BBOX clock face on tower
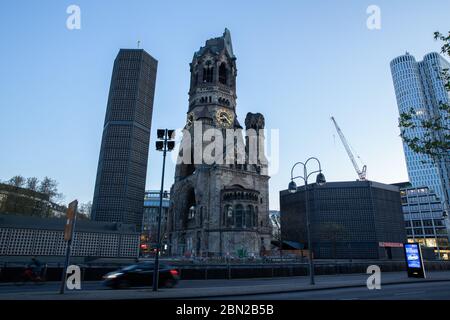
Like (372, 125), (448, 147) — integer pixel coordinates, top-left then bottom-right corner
(216, 108), (234, 128)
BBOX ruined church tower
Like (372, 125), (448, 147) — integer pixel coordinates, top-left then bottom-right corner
(168, 29), (271, 257)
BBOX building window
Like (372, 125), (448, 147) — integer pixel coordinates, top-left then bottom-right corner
(245, 205), (254, 227)
(225, 205), (233, 227)
(412, 220), (422, 227)
(219, 63), (227, 85)
(203, 67), (213, 83)
(188, 206), (195, 220)
(235, 204), (244, 228)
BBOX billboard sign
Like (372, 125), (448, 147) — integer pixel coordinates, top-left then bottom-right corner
(404, 243), (426, 278)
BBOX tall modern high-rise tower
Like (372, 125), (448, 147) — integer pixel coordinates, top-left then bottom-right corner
(92, 49), (158, 231)
(390, 52), (450, 211)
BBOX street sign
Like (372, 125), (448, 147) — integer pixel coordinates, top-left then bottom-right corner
(64, 201), (77, 241)
(404, 243), (426, 278)
(379, 242), (403, 248)
(60, 200), (78, 294)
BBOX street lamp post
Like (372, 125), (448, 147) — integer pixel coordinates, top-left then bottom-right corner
(288, 157), (326, 286)
(153, 129), (175, 292)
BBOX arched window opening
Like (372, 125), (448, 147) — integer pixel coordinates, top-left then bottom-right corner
(203, 67), (213, 83)
(188, 205), (195, 220)
(235, 204), (244, 228)
(225, 205), (233, 227)
(184, 188), (196, 227)
(219, 63), (227, 85)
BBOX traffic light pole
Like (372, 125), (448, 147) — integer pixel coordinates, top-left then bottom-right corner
(153, 130), (168, 291)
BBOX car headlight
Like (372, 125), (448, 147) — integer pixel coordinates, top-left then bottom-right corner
(106, 272), (123, 279)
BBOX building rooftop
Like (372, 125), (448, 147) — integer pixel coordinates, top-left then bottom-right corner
(0, 213), (138, 234)
(194, 28), (235, 59)
(280, 180), (400, 196)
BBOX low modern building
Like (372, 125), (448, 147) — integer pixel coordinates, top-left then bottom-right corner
(140, 190), (170, 255)
(280, 181), (407, 260)
(394, 183), (450, 260)
(0, 214), (140, 259)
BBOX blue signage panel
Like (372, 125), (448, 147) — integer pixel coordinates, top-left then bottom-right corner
(405, 244), (421, 268)
(404, 243), (426, 278)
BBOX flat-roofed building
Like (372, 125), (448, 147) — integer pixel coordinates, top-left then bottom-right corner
(280, 181), (406, 260)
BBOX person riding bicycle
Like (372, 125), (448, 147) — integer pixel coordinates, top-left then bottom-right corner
(26, 257), (43, 280)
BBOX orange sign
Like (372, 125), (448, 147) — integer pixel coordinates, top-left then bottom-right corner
(64, 200), (78, 241)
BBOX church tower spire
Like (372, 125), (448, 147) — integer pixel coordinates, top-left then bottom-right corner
(187, 28), (238, 126)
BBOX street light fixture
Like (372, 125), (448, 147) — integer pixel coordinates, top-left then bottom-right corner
(153, 129), (175, 292)
(288, 181), (297, 193)
(316, 172), (326, 186)
(288, 157), (326, 285)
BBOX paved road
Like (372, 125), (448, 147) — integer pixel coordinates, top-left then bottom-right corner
(207, 281), (450, 300)
(0, 272), (411, 294)
(2, 272), (450, 299)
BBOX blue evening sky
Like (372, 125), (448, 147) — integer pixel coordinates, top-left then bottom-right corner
(1, 0), (449, 210)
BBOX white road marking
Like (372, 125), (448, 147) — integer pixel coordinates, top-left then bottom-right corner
(394, 291), (426, 296)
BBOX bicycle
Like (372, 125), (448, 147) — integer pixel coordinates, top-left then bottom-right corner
(14, 267), (46, 286)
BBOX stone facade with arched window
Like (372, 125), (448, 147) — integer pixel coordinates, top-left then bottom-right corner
(222, 187), (259, 229)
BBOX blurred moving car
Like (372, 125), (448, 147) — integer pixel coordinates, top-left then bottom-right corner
(103, 262), (179, 289)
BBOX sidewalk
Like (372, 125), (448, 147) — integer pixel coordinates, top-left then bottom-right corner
(1, 271), (450, 300)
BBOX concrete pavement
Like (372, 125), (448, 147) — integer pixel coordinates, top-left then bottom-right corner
(211, 281), (450, 300)
(1, 271), (450, 300)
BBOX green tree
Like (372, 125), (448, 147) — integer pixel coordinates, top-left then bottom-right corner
(26, 177), (39, 191)
(78, 201), (92, 219)
(7, 175), (26, 188)
(38, 176), (63, 203)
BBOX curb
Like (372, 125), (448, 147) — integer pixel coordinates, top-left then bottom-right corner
(155, 278), (450, 300)
(2, 276), (450, 300)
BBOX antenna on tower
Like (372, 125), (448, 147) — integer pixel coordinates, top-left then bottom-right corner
(137, 40), (141, 49)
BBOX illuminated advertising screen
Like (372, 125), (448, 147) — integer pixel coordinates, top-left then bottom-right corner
(405, 244), (421, 268)
(404, 243), (425, 278)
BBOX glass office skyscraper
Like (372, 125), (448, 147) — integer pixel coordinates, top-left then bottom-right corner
(390, 52), (450, 211)
(92, 49), (158, 231)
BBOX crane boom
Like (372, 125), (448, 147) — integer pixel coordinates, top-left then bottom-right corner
(330, 116), (367, 181)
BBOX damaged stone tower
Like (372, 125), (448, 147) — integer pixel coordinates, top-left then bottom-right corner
(167, 29), (271, 257)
